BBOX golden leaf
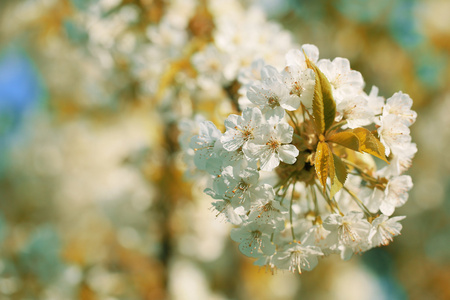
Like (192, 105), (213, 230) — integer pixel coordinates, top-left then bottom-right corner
(351, 128), (389, 163)
(314, 141), (335, 192)
(305, 56), (336, 134)
(329, 154), (347, 200)
(327, 131), (360, 152)
(328, 146), (335, 185)
(334, 154), (348, 184)
(329, 174), (342, 201)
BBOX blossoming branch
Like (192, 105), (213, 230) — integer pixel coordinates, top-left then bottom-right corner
(186, 44), (416, 273)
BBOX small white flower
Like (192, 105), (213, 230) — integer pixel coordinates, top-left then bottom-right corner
(281, 44), (319, 108)
(300, 223), (334, 255)
(383, 92), (417, 126)
(361, 173), (412, 216)
(273, 243), (323, 274)
(244, 122), (299, 171)
(189, 121), (222, 171)
(230, 222), (276, 257)
(238, 58), (266, 87)
(381, 175), (413, 216)
(212, 166), (271, 211)
(209, 196), (244, 225)
(317, 57), (365, 102)
(369, 215), (405, 246)
(191, 44), (234, 85)
(367, 85), (385, 117)
(336, 95), (373, 128)
(282, 65), (316, 108)
(285, 44), (320, 69)
(221, 107), (266, 152)
(378, 114), (411, 156)
(380, 142), (417, 176)
(247, 71), (299, 118)
(360, 187), (385, 214)
(248, 196), (287, 231)
(219, 146), (257, 174)
(178, 115), (206, 150)
(323, 212), (371, 260)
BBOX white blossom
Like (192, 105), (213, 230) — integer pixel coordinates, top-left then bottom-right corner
(189, 121), (222, 172)
(230, 222), (276, 257)
(273, 243), (323, 274)
(323, 212), (371, 260)
(369, 215), (406, 247)
(383, 92), (417, 126)
(247, 72), (300, 118)
(367, 85), (385, 117)
(300, 223), (334, 255)
(378, 114), (412, 156)
(183, 43), (416, 272)
(244, 122), (299, 171)
(381, 142), (417, 176)
(221, 107), (266, 152)
(336, 94), (373, 128)
(248, 197), (287, 231)
(317, 57), (365, 102)
(285, 44), (320, 69)
(381, 175), (413, 216)
(282, 65), (316, 108)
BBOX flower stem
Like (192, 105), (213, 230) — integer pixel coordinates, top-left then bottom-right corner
(315, 181), (343, 215)
(290, 182), (296, 241)
(287, 111), (302, 134)
(279, 177), (293, 205)
(341, 158), (377, 183)
(310, 185), (319, 215)
(343, 186), (373, 218)
(327, 120), (347, 133)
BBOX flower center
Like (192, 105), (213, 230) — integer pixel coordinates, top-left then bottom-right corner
(339, 222), (359, 244)
(266, 138), (281, 150)
(290, 81), (303, 97)
(290, 250), (309, 274)
(268, 96), (280, 108)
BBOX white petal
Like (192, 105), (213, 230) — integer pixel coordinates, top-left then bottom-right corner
(379, 201), (395, 216)
(278, 144), (299, 164)
(301, 44), (319, 63)
(224, 114), (239, 130)
(221, 130), (245, 151)
(281, 94), (301, 111)
(260, 152), (280, 171)
(261, 65), (281, 81)
(276, 123), (294, 144)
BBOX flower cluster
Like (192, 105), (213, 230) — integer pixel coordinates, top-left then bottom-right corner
(188, 44), (416, 273)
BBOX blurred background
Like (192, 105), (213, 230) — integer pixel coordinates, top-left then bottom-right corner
(0, 0), (449, 299)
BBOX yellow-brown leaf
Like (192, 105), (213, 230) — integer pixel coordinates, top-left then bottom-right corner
(329, 174), (342, 201)
(333, 154), (348, 184)
(314, 142), (335, 192)
(315, 142), (328, 191)
(329, 154), (347, 200)
(327, 131), (360, 152)
(305, 56), (336, 134)
(351, 128), (389, 163)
